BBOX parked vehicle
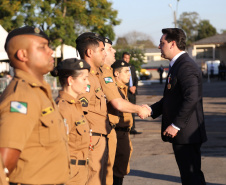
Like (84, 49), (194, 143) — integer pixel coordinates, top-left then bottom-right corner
(139, 68), (152, 80)
(202, 60), (220, 77)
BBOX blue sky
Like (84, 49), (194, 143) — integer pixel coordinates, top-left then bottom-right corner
(111, 0), (226, 45)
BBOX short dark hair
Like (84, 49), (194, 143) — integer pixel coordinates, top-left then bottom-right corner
(162, 28), (186, 51)
(76, 37), (100, 59)
(113, 67), (123, 76)
(122, 51), (130, 58)
(76, 32), (105, 59)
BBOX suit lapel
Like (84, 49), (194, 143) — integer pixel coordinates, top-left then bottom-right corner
(164, 53), (188, 94)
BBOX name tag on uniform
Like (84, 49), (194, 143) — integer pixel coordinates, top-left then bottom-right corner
(41, 106), (54, 116)
(104, 77), (113, 84)
(75, 119), (86, 126)
(10, 101), (27, 114)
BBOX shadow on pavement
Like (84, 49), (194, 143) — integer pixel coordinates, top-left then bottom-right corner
(128, 169), (180, 183)
(128, 169), (225, 185)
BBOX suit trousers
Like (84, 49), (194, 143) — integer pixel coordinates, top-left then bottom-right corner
(172, 143), (206, 185)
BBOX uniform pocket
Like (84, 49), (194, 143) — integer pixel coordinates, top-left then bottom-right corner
(94, 91), (106, 115)
(39, 111), (60, 146)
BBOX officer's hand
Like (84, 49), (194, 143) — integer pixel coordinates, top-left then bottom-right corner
(129, 86), (136, 94)
(138, 104), (151, 119)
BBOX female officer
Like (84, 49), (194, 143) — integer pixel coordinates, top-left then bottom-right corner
(51, 58), (90, 185)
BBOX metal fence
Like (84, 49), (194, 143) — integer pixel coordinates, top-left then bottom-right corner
(0, 78), (10, 93)
(0, 75), (61, 94)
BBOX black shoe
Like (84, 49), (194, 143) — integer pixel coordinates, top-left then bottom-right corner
(130, 129), (142, 135)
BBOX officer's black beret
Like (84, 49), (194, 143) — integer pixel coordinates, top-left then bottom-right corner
(104, 37), (112, 45)
(58, 58), (90, 71)
(4, 26), (49, 50)
(111, 59), (130, 69)
(76, 32), (105, 45)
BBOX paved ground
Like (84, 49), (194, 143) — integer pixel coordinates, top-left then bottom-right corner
(124, 78), (226, 185)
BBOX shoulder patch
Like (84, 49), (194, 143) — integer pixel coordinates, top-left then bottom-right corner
(86, 85), (90, 92)
(104, 77), (113, 84)
(79, 97), (89, 107)
(10, 101), (27, 114)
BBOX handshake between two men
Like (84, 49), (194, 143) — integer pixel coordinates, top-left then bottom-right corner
(137, 104), (152, 119)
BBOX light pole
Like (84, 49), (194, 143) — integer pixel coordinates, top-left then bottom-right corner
(168, 0), (180, 28)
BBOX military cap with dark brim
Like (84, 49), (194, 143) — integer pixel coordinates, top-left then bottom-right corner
(4, 26), (49, 51)
(76, 32), (105, 45)
(104, 37), (112, 45)
(58, 58), (90, 71)
(111, 59), (130, 69)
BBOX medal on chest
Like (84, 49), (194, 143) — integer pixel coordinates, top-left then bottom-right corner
(167, 74), (171, 89)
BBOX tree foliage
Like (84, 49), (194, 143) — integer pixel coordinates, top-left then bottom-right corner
(0, 0), (121, 48)
(177, 12), (199, 45)
(115, 47), (145, 72)
(122, 31), (155, 49)
(0, 0), (23, 30)
(114, 31), (152, 71)
(196, 20), (216, 40)
(177, 12), (217, 45)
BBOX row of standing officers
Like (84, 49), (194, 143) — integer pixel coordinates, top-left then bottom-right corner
(0, 26), (151, 185)
(0, 26), (207, 185)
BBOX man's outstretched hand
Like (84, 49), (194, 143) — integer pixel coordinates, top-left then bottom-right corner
(138, 104), (152, 119)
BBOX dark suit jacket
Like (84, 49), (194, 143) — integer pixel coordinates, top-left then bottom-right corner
(127, 65), (138, 104)
(151, 53), (207, 144)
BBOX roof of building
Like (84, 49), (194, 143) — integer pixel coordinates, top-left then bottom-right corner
(193, 33), (226, 45)
(144, 48), (160, 53)
(141, 60), (169, 69)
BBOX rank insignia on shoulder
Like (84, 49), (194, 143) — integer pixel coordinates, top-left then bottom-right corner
(104, 77), (113, 84)
(10, 101), (27, 114)
(75, 119), (86, 126)
(79, 97), (89, 107)
(95, 87), (102, 93)
(86, 85), (90, 92)
(41, 106), (54, 116)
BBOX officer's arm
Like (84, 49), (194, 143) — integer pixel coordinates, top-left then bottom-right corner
(0, 147), (21, 175)
(110, 98), (150, 118)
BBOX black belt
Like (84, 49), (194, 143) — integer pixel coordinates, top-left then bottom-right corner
(115, 127), (131, 132)
(10, 183), (64, 185)
(70, 159), (88, 165)
(92, 132), (108, 137)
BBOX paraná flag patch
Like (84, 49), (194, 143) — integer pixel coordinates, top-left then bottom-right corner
(86, 85), (90, 92)
(10, 101), (27, 114)
(104, 77), (113, 84)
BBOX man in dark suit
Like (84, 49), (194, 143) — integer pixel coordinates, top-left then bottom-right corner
(150, 28), (207, 185)
(122, 52), (141, 134)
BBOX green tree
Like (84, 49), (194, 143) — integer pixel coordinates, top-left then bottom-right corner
(115, 47), (145, 72)
(196, 20), (216, 40)
(177, 12), (199, 45)
(0, 0), (23, 30)
(0, 0), (120, 48)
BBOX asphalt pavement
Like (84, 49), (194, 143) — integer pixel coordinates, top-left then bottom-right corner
(124, 78), (226, 185)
